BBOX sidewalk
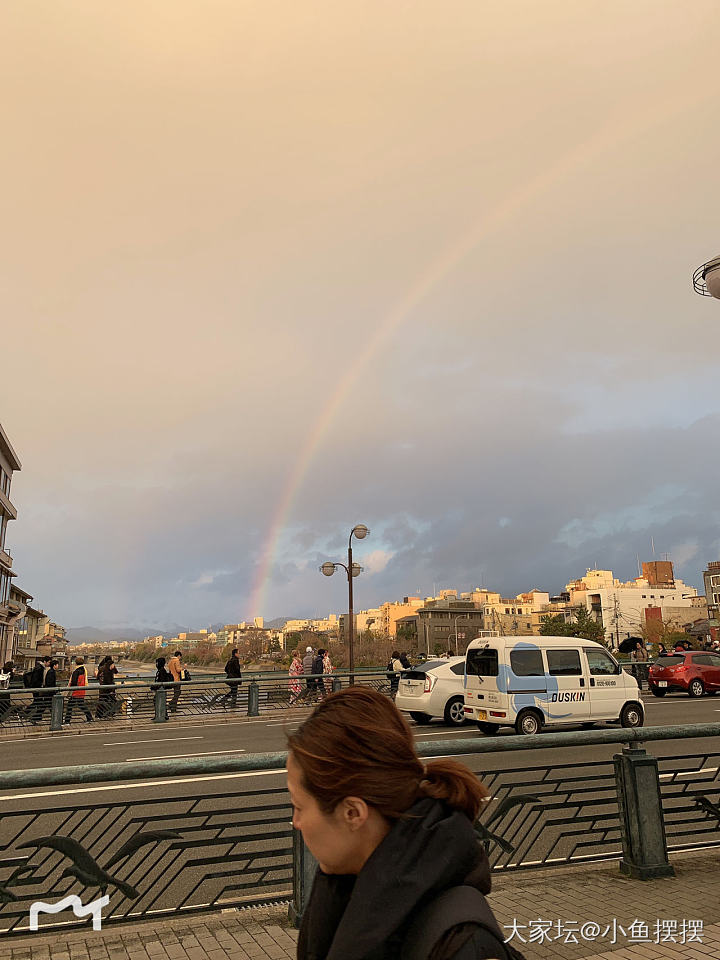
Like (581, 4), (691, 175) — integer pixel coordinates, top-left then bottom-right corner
(0, 851), (717, 960)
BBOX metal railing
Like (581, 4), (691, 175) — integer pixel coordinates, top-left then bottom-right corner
(0, 669), (395, 732)
(0, 723), (719, 935)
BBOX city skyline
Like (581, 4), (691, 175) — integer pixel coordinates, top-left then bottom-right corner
(2, 2), (720, 627)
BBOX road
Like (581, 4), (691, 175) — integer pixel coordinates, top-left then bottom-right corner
(2, 689), (719, 774)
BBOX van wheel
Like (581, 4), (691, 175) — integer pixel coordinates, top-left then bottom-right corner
(410, 712), (432, 725)
(477, 721), (500, 735)
(651, 687), (667, 697)
(688, 679), (704, 698)
(444, 697), (466, 727)
(620, 702), (644, 728)
(515, 709), (542, 736)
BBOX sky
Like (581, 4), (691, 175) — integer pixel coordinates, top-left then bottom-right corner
(2, 1), (720, 630)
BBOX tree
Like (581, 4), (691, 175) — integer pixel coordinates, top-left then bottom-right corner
(540, 607), (605, 644)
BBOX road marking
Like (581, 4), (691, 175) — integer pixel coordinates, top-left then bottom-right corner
(413, 730), (472, 737)
(105, 737), (204, 746)
(0, 768), (287, 801)
(125, 748), (247, 761)
(659, 766), (719, 780)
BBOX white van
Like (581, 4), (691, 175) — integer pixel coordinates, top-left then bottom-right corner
(463, 635), (643, 735)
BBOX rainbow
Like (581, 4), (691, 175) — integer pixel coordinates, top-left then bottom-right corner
(248, 91), (690, 618)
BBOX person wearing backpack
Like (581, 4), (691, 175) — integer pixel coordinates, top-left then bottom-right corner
(288, 688), (525, 960)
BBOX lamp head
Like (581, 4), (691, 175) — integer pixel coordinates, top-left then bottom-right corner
(352, 524), (369, 540)
(351, 563), (363, 578)
(320, 562), (336, 577)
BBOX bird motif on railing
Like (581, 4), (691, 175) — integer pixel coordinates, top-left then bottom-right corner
(474, 794), (541, 855)
(18, 829), (181, 900)
(693, 796), (720, 825)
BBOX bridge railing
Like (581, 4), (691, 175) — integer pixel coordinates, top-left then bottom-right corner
(0, 669), (396, 731)
(0, 723), (719, 935)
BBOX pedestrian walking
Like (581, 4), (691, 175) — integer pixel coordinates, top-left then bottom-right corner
(168, 650), (184, 713)
(289, 649), (303, 703)
(287, 687), (525, 960)
(26, 656), (50, 723)
(387, 650), (403, 696)
(657, 643), (668, 657)
(302, 646), (316, 698)
(31, 658), (57, 724)
(153, 656), (173, 720)
(96, 656), (120, 720)
(631, 641), (649, 690)
(399, 652), (411, 670)
(322, 648), (333, 696)
(312, 649), (326, 699)
(0, 662), (14, 722)
(222, 648), (243, 708)
(65, 656), (93, 723)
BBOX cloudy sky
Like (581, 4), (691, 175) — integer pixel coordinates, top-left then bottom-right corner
(3, 1), (720, 630)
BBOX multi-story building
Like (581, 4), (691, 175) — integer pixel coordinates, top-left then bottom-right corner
(703, 562), (720, 640)
(7, 585), (48, 670)
(0, 423), (22, 665)
(568, 563), (699, 648)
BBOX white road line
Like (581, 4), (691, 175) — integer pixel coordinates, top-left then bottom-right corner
(413, 730), (471, 737)
(0, 768), (287, 801)
(659, 766), (719, 780)
(125, 748), (247, 761)
(105, 737), (204, 746)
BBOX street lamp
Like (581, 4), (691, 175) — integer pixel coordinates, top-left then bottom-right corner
(452, 614), (470, 655)
(320, 524), (369, 683)
(692, 255), (720, 299)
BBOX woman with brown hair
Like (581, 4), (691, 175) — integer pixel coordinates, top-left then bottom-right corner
(287, 687), (523, 960)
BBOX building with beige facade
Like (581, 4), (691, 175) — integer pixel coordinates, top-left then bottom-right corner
(566, 563), (700, 648)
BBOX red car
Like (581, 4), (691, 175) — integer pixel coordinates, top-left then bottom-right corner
(648, 652), (720, 698)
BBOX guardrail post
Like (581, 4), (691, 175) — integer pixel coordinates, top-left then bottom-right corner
(332, 677), (342, 693)
(154, 688), (168, 722)
(247, 681), (259, 717)
(50, 693), (64, 731)
(613, 743), (674, 879)
(288, 826), (317, 928)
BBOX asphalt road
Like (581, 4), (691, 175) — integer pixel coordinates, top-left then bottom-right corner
(2, 688), (719, 774)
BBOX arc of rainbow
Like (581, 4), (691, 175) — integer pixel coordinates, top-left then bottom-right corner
(248, 90), (695, 618)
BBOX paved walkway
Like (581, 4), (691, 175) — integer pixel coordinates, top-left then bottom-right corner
(0, 851), (717, 959)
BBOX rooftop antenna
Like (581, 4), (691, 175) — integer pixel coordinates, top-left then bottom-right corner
(651, 537), (656, 558)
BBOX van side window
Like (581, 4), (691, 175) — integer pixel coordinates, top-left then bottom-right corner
(510, 649), (544, 676)
(466, 648), (499, 677)
(585, 648), (619, 675)
(547, 649), (582, 676)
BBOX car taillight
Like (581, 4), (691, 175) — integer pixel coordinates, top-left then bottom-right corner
(424, 675), (437, 693)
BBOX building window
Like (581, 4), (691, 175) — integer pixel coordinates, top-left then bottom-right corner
(505, 608), (510, 615)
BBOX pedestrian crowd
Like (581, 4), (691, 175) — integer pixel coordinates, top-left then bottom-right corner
(288, 645), (334, 703)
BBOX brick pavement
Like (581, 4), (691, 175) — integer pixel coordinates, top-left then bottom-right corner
(0, 851), (717, 960)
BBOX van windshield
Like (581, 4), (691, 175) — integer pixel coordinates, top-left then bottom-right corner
(466, 647), (499, 677)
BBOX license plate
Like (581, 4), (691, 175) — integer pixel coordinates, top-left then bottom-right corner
(477, 709), (487, 720)
(657, 681), (667, 687)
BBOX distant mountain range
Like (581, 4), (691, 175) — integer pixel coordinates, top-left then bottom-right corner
(67, 618), (291, 645)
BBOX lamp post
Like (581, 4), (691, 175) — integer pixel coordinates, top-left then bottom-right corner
(320, 524), (369, 683)
(452, 614), (470, 655)
(692, 256), (720, 299)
